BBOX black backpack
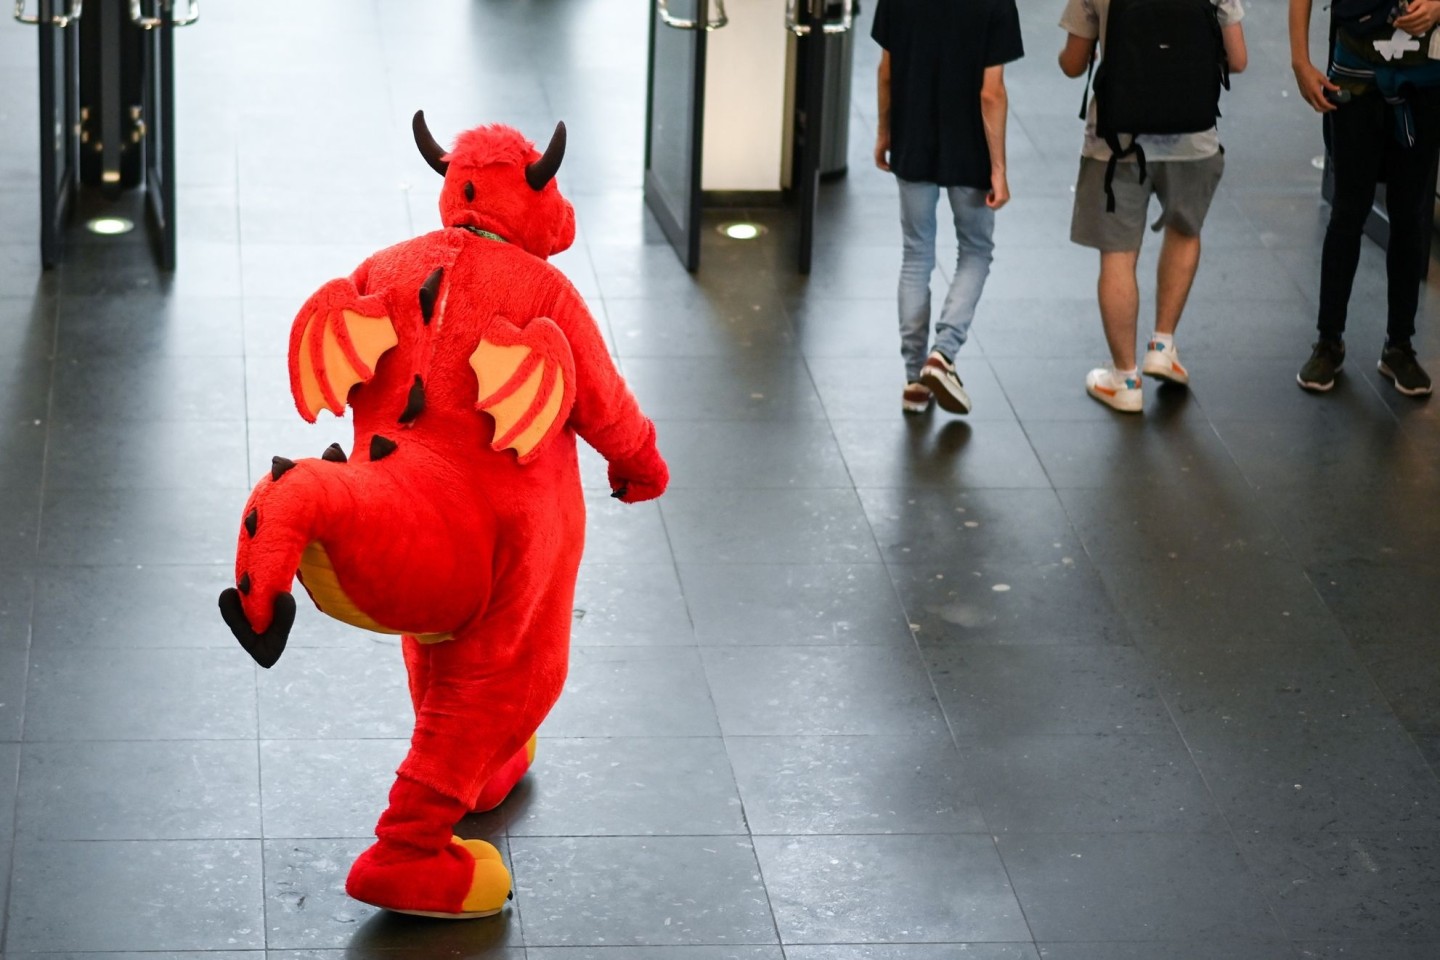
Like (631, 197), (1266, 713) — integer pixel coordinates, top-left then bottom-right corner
(1330, 0), (1402, 38)
(1084, 0), (1230, 211)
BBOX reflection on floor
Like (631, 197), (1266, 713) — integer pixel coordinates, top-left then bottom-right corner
(2, 0), (1439, 957)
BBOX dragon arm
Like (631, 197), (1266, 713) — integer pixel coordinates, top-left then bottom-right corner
(289, 272), (399, 422)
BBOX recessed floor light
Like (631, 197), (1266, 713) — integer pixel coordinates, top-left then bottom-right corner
(87, 216), (135, 235)
(718, 222), (766, 240)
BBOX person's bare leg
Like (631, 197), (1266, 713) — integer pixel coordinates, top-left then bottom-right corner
(1099, 250), (1141, 369)
(1156, 227), (1202, 335)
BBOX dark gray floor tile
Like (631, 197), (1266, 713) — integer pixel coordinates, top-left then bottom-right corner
(1354, 642), (1440, 738)
(1098, 557), (1347, 646)
(997, 833), (1282, 943)
(1036, 943), (1296, 960)
(0, 418), (45, 489)
(0, 488), (40, 569)
(0, 741), (16, 839)
(39, 485), (245, 566)
(17, 740), (260, 840)
(1288, 943), (1440, 959)
(257, 644), (411, 740)
(1238, 832), (1440, 940)
(56, 240), (242, 298)
(1195, 356), (1397, 424)
(607, 296), (797, 357)
(259, 739), (405, 839)
(0, 567), (32, 648)
(1258, 486), (1440, 566)
(1309, 563), (1440, 646)
(541, 647), (720, 738)
(969, 298), (1102, 359)
(263, 837), (523, 950)
(46, 418), (249, 489)
(657, 419), (852, 489)
(790, 297), (911, 361)
(831, 418), (1050, 489)
(621, 356), (827, 421)
(807, 357), (1018, 423)
(50, 355), (246, 424)
(0, 643), (25, 742)
(56, 295), (245, 357)
(24, 646), (257, 741)
(239, 244), (377, 302)
(581, 492), (675, 565)
(891, 558), (1130, 647)
(1023, 418), (1246, 490)
(727, 734), (985, 835)
(663, 489), (880, 565)
(507, 737), (745, 836)
(703, 646), (947, 737)
(859, 487), (1079, 566)
(679, 563), (911, 646)
(755, 834), (1029, 944)
(1213, 418), (1440, 490)
(511, 836), (777, 946)
(1148, 640), (1402, 738)
(6, 953), (264, 960)
(245, 418), (356, 487)
(959, 732), (1226, 834)
(32, 564), (235, 648)
(5, 839), (264, 951)
(528, 948), (783, 960)
(1188, 729), (1440, 834)
(572, 562), (693, 647)
(928, 644), (1173, 737)
(1057, 482), (1292, 564)
(788, 947), (1039, 960)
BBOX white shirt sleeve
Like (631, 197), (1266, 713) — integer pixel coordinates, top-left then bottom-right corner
(1059, 0), (1099, 40)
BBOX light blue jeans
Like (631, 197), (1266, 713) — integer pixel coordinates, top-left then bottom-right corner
(897, 178), (995, 382)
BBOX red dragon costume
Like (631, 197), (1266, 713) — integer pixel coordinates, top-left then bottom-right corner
(218, 113), (668, 919)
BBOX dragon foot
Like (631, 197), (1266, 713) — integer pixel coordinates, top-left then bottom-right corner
(218, 589), (296, 668)
(346, 835), (512, 919)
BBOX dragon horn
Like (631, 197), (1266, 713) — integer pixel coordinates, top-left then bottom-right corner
(525, 121), (566, 191)
(412, 110), (449, 176)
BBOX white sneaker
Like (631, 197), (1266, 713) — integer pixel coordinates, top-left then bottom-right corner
(902, 381), (933, 414)
(1141, 338), (1189, 386)
(918, 352), (972, 414)
(1086, 366), (1143, 413)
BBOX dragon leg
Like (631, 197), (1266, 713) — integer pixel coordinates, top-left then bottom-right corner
(403, 635), (538, 814)
(349, 618), (568, 918)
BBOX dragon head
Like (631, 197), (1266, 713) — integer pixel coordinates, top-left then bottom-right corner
(412, 111), (576, 259)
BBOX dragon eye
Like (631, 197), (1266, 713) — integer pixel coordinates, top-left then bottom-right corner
(464, 181), (475, 202)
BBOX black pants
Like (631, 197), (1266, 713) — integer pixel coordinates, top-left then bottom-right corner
(1319, 89), (1440, 345)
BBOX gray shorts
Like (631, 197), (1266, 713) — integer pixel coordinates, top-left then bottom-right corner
(1070, 152), (1226, 252)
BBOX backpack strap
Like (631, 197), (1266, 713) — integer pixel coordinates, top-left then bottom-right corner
(1101, 133), (1148, 214)
(1079, 51), (1096, 121)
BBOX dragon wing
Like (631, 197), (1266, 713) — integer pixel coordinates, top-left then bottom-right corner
(469, 315), (576, 464)
(288, 279), (399, 422)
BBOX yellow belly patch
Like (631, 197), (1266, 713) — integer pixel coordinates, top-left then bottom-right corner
(297, 541), (452, 643)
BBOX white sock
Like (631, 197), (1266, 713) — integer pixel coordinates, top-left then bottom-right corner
(1113, 366), (1138, 384)
(1150, 332), (1175, 349)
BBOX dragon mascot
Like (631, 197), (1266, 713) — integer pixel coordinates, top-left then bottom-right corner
(217, 113), (668, 919)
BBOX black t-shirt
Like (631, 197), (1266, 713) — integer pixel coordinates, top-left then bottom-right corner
(872, 0), (1025, 188)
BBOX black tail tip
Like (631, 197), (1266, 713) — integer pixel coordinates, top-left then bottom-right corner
(219, 588), (295, 669)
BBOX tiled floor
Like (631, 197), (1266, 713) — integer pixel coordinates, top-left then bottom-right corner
(2, 0), (1439, 957)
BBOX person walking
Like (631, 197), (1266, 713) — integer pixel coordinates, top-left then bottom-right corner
(873, 0), (1024, 416)
(1291, 0), (1440, 397)
(1059, 0), (1248, 413)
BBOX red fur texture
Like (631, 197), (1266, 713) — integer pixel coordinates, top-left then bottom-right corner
(225, 120), (667, 916)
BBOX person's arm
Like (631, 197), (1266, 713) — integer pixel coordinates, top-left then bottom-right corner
(1289, 0), (1338, 113)
(875, 50), (892, 172)
(1058, 33), (1095, 78)
(979, 65), (1010, 210)
(1395, 0), (1440, 36)
(1223, 22), (1248, 73)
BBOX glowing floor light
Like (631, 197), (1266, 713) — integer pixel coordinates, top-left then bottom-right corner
(86, 216), (135, 235)
(719, 222), (765, 240)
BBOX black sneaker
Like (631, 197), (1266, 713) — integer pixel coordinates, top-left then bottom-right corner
(1297, 339), (1345, 392)
(1378, 342), (1434, 397)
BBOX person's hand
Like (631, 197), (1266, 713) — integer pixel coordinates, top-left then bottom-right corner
(986, 170), (1010, 210)
(874, 130), (891, 172)
(1293, 59), (1339, 113)
(1396, 0), (1440, 37)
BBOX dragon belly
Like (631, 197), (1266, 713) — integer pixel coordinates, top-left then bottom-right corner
(297, 541), (453, 644)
